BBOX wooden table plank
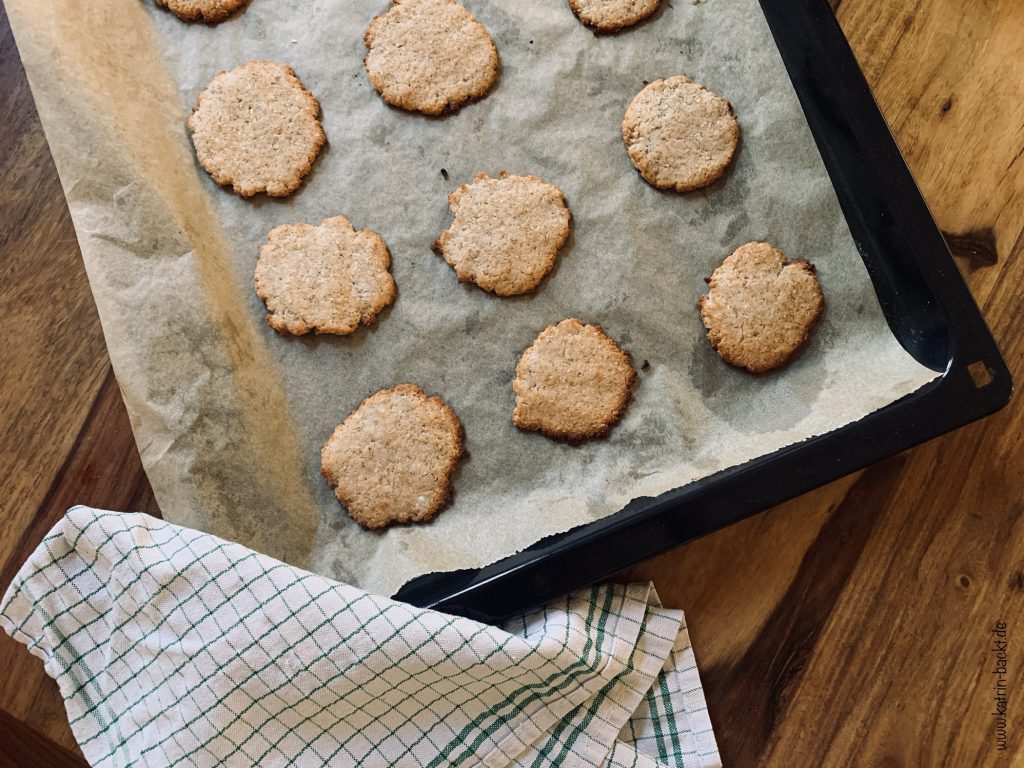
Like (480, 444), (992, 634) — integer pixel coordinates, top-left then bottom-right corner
(0, 368), (158, 752)
(0, 708), (86, 768)
(0, 2), (110, 585)
(1, 0), (1021, 765)
(835, 0), (1024, 303)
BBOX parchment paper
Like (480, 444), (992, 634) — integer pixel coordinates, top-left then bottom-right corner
(5, 0), (938, 595)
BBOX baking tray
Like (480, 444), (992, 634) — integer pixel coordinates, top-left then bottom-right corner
(393, 0), (1013, 622)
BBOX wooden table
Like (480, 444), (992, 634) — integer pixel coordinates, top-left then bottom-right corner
(1, 1), (1021, 765)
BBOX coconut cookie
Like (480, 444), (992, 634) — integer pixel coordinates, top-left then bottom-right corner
(699, 242), (824, 373)
(568, 0), (660, 32)
(188, 61), (325, 197)
(513, 318), (636, 441)
(622, 76), (739, 192)
(364, 0), (499, 116)
(254, 216), (395, 336)
(321, 385), (466, 529)
(434, 172), (571, 296)
(155, 0), (250, 23)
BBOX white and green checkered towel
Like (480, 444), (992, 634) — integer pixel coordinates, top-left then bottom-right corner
(1, 507), (720, 767)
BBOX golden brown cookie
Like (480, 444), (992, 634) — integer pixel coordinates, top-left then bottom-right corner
(364, 0), (499, 116)
(568, 0), (660, 31)
(698, 242), (824, 373)
(155, 0), (250, 23)
(434, 172), (571, 296)
(622, 76), (739, 192)
(188, 61), (325, 197)
(254, 216), (396, 336)
(321, 385), (466, 529)
(512, 318), (636, 441)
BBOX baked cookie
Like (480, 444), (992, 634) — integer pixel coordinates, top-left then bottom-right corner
(188, 61), (325, 197)
(364, 0), (499, 116)
(254, 216), (396, 336)
(321, 385), (466, 529)
(434, 172), (571, 296)
(698, 242), (824, 373)
(622, 76), (739, 192)
(513, 318), (636, 441)
(155, 0), (250, 23)
(568, 0), (660, 31)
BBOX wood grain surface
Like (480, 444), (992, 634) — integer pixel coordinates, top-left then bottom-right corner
(1, 0), (1021, 765)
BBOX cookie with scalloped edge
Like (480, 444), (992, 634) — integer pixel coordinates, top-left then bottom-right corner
(698, 241), (824, 373)
(155, 0), (250, 23)
(364, 0), (499, 116)
(188, 61), (324, 197)
(622, 75), (739, 192)
(513, 318), (636, 441)
(434, 172), (571, 296)
(568, 0), (660, 32)
(321, 385), (466, 529)
(254, 216), (395, 336)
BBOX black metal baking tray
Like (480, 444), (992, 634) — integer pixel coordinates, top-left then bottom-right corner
(393, 0), (1013, 622)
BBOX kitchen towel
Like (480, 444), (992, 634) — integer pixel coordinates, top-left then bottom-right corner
(0, 507), (719, 767)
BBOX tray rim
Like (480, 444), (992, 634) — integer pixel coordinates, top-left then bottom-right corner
(392, 0), (1013, 622)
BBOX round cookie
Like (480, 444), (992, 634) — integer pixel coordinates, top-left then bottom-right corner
(513, 318), (636, 442)
(434, 172), (571, 296)
(188, 61), (325, 197)
(698, 242), (824, 373)
(364, 0), (499, 116)
(568, 0), (660, 32)
(254, 216), (396, 336)
(622, 76), (739, 192)
(321, 385), (466, 529)
(155, 0), (250, 23)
